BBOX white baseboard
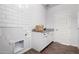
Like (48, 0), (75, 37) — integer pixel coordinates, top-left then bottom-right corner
(55, 41), (79, 48)
(16, 48), (31, 54)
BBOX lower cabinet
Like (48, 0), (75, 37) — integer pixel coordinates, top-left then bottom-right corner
(0, 28), (31, 54)
(32, 32), (53, 52)
(0, 38), (12, 54)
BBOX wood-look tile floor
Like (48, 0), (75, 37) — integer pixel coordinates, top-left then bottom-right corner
(24, 48), (40, 54)
(24, 42), (79, 54)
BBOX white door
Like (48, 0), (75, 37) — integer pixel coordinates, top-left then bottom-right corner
(53, 12), (78, 46)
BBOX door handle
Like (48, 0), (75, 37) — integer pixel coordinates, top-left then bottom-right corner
(56, 29), (58, 31)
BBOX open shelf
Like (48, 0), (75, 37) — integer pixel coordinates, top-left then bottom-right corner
(14, 40), (24, 53)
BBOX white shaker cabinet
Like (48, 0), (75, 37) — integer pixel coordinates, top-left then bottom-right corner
(46, 32), (54, 44)
(24, 31), (31, 52)
(0, 28), (31, 54)
(32, 32), (53, 52)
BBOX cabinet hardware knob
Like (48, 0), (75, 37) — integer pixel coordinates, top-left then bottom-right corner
(25, 34), (27, 36)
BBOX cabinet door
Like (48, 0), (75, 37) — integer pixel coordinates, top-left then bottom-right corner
(47, 32), (53, 43)
(24, 32), (31, 51)
(32, 32), (51, 52)
(0, 28), (12, 54)
(0, 38), (12, 54)
(32, 32), (43, 51)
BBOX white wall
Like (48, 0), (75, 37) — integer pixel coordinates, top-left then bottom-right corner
(46, 4), (79, 47)
(0, 4), (45, 28)
(0, 4), (46, 53)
